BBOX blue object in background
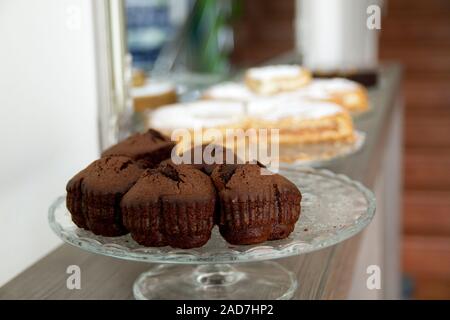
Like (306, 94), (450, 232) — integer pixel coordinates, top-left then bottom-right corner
(125, 0), (174, 71)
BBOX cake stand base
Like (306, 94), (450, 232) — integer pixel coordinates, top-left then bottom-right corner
(133, 261), (297, 300)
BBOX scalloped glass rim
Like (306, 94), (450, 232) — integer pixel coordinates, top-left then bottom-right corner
(49, 168), (376, 264)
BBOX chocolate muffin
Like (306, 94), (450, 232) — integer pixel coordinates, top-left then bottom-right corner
(211, 162), (301, 245)
(101, 129), (175, 168)
(66, 156), (144, 236)
(121, 161), (216, 249)
(177, 144), (243, 175)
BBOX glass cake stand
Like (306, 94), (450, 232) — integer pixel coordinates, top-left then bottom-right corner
(48, 167), (375, 300)
(279, 131), (366, 168)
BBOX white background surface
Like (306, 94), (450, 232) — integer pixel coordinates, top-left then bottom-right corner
(0, 0), (99, 286)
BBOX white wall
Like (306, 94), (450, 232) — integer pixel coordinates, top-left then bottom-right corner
(0, 0), (99, 286)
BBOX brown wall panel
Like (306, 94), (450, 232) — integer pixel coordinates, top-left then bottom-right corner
(404, 191), (450, 236)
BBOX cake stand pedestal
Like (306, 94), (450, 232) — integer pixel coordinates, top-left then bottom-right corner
(134, 262), (296, 300)
(49, 168), (375, 300)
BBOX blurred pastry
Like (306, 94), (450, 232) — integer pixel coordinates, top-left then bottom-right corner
(148, 100), (247, 153)
(202, 81), (255, 102)
(245, 64), (311, 95)
(149, 100), (246, 132)
(132, 68), (146, 87)
(301, 78), (369, 112)
(247, 97), (355, 144)
(132, 81), (177, 112)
